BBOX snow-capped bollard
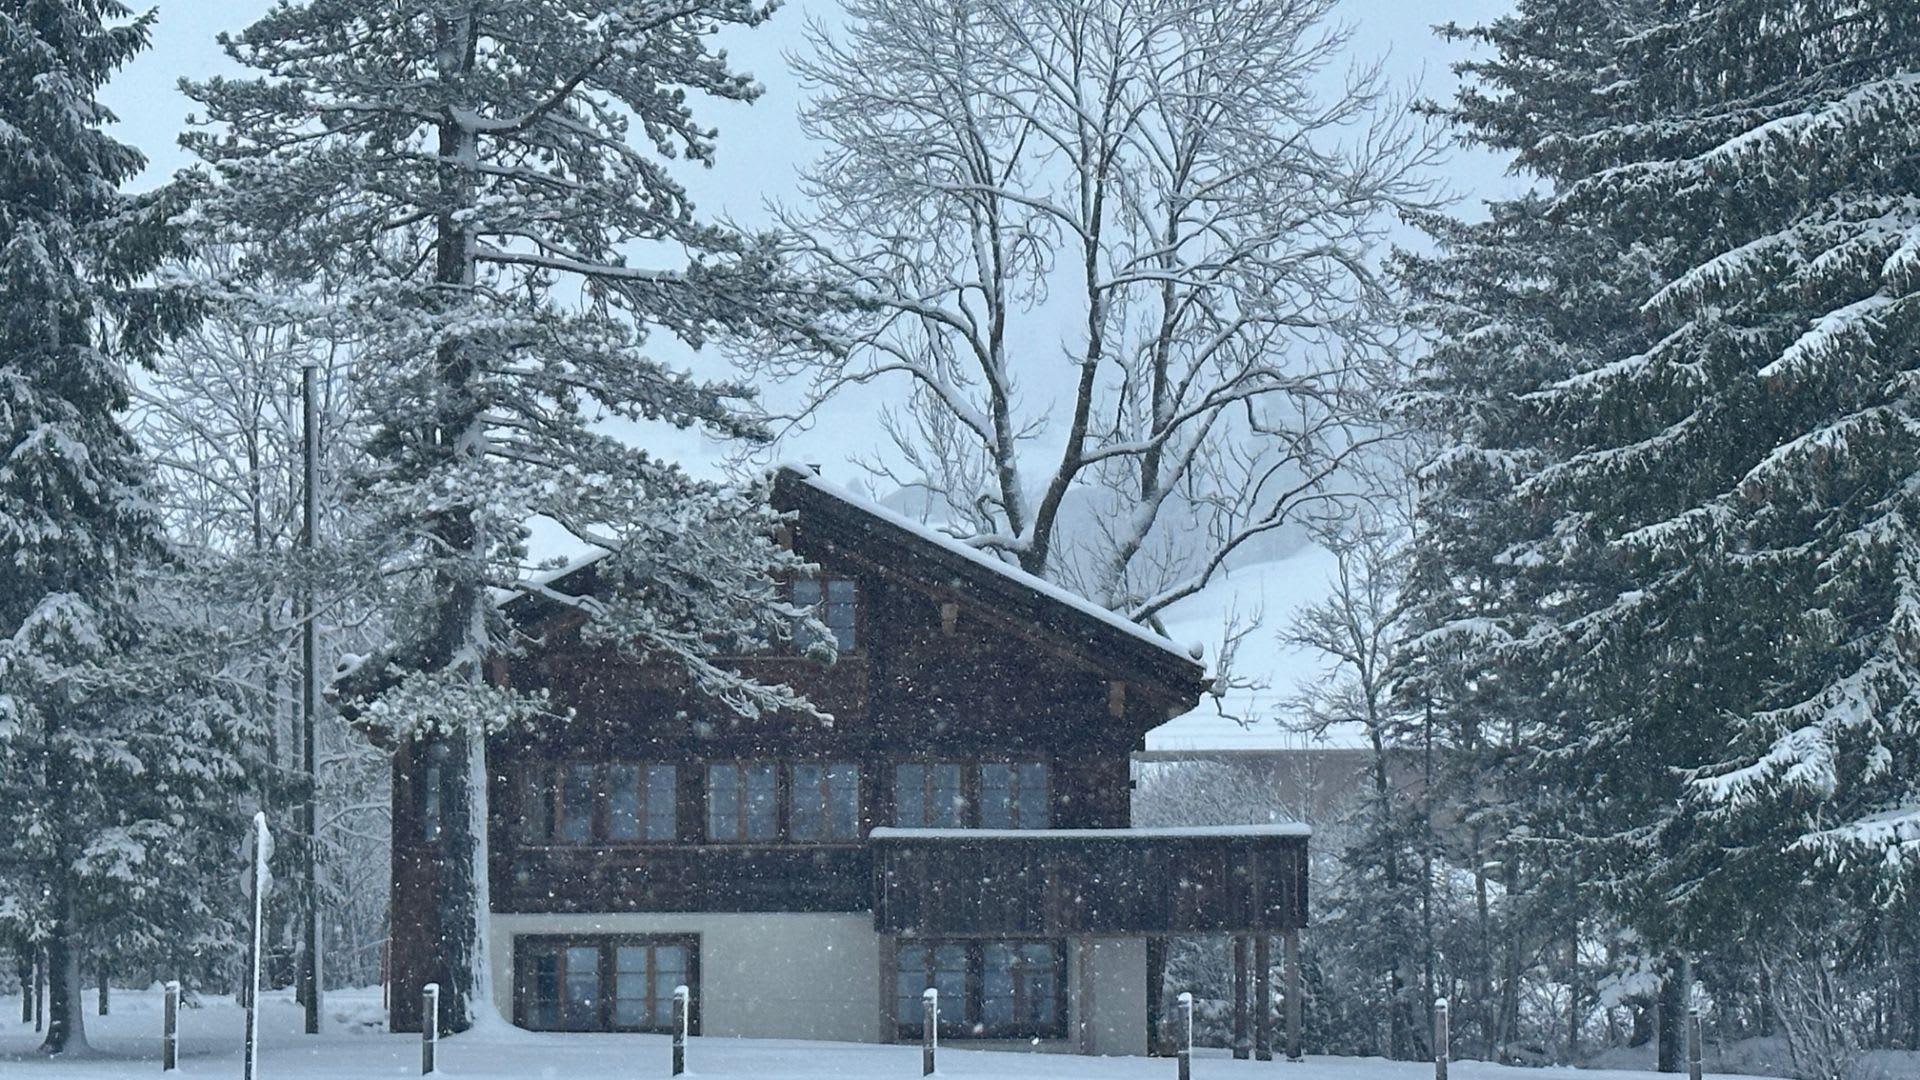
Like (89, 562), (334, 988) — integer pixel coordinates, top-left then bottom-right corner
(244, 812), (272, 1080)
(1434, 998), (1450, 1080)
(161, 981), (179, 1071)
(922, 986), (938, 1076)
(421, 983), (439, 1075)
(672, 985), (689, 1077)
(1176, 991), (1193, 1080)
(1687, 1006), (1702, 1080)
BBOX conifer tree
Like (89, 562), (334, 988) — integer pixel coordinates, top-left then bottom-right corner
(1407, 1), (1920, 1062)
(186, 0), (829, 1030)
(0, 0), (231, 1055)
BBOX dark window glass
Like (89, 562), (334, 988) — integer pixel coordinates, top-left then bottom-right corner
(557, 764), (596, 843)
(519, 768), (553, 842)
(983, 942), (1060, 1030)
(794, 576), (858, 651)
(563, 945), (600, 1030)
(707, 763), (776, 841)
(895, 939), (1064, 1039)
(894, 763), (965, 827)
(519, 936), (695, 1034)
(646, 764), (677, 841)
(527, 947), (560, 1029)
(606, 763), (677, 843)
(791, 762), (861, 842)
(981, 763), (1049, 829)
(524, 763), (675, 845)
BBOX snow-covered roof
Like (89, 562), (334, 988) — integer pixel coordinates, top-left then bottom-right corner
(869, 823), (1311, 840)
(780, 465), (1199, 667)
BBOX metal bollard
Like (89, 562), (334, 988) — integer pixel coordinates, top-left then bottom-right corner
(422, 983), (439, 1075)
(922, 987), (938, 1076)
(1688, 1005), (1702, 1080)
(1177, 991), (1193, 1080)
(672, 985), (689, 1077)
(161, 981), (179, 1072)
(1435, 998), (1450, 1080)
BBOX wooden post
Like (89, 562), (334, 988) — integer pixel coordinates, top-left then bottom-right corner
(421, 983), (439, 1075)
(161, 981), (179, 1072)
(1233, 935), (1251, 1059)
(1687, 1006), (1702, 1080)
(1284, 929), (1302, 1062)
(1435, 998), (1450, 1080)
(1147, 936), (1167, 1056)
(672, 984), (689, 1076)
(1177, 992), (1193, 1080)
(922, 987), (938, 1076)
(1255, 934), (1273, 1061)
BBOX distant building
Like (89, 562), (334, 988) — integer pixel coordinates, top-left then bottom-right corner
(384, 466), (1310, 1056)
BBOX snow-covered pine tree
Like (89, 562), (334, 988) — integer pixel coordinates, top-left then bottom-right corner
(1408, 0), (1920, 1060)
(185, 0), (829, 1031)
(1397, 2), (1695, 1056)
(0, 0), (242, 1055)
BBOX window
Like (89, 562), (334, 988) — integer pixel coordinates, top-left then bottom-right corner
(608, 763), (678, 842)
(982, 943), (1061, 1031)
(894, 762), (1049, 829)
(516, 936), (697, 1034)
(895, 763), (966, 828)
(895, 939), (1066, 1039)
(793, 575), (858, 651)
(980, 763), (1049, 829)
(706, 763), (777, 841)
(790, 762), (861, 842)
(520, 763), (677, 845)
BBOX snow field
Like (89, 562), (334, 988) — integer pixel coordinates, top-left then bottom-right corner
(1, 987), (1751, 1080)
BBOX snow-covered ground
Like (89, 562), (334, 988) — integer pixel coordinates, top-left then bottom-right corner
(1, 987), (1767, 1080)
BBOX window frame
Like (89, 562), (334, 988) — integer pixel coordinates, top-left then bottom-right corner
(512, 933), (700, 1035)
(791, 573), (860, 653)
(788, 760), (863, 843)
(893, 938), (1068, 1040)
(893, 761), (1051, 830)
(519, 761), (679, 847)
(704, 761), (780, 843)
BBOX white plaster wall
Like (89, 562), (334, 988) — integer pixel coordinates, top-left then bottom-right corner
(490, 912), (881, 1043)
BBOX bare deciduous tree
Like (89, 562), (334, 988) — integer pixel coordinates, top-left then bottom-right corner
(749, 0), (1439, 620)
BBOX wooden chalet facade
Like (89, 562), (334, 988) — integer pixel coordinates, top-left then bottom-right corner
(388, 466), (1310, 1055)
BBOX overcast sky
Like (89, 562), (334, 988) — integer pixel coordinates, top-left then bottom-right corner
(102, 0), (1526, 491)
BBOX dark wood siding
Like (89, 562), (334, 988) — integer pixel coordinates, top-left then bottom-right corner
(871, 834), (1309, 936)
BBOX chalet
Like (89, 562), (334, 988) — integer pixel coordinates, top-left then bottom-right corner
(388, 465), (1309, 1056)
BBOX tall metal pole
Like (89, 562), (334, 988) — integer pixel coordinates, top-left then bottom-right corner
(300, 360), (323, 1035)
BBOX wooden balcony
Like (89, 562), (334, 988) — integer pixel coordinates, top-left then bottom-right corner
(867, 825), (1309, 936)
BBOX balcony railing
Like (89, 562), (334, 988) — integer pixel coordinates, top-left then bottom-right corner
(868, 824), (1309, 936)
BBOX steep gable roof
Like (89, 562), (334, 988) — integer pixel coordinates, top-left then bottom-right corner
(771, 466), (1207, 695)
(497, 466), (1210, 698)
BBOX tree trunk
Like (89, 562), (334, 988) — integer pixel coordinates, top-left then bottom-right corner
(97, 960), (108, 1016)
(16, 946), (30, 1024)
(1657, 955), (1688, 1073)
(421, 6), (494, 1035)
(40, 878), (87, 1055)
